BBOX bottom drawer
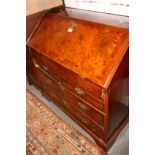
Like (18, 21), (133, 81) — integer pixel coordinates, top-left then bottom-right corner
(44, 87), (104, 139)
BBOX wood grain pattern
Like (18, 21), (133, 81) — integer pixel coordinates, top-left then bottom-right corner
(30, 48), (105, 110)
(34, 67), (105, 126)
(27, 12), (129, 152)
(34, 69), (105, 139)
(27, 13), (128, 87)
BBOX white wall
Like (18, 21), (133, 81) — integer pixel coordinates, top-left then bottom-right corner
(65, 0), (129, 16)
(26, 0), (62, 15)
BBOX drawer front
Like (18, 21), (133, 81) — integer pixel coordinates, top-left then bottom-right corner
(31, 49), (105, 111)
(34, 68), (105, 127)
(42, 85), (104, 139)
(27, 74), (42, 91)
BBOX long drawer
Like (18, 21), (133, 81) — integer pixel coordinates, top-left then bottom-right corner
(30, 49), (105, 111)
(34, 67), (105, 127)
(42, 87), (104, 139)
(45, 89), (104, 139)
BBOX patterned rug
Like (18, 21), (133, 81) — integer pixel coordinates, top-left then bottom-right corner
(26, 90), (106, 155)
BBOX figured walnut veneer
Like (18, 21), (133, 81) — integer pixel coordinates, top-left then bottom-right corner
(27, 13), (129, 153)
(28, 14), (128, 86)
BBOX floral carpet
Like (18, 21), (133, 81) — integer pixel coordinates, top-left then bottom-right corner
(26, 90), (106, 155)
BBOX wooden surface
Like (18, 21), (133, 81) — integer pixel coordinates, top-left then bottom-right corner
(107, 50), (129, 138)
(27, 12), (129, 152)
(27, 13), (129, 87)
(30, 49), (105, 110)
(34, 68), (105, 126)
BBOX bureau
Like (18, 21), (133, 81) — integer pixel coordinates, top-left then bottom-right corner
(27, 12), (129, 152)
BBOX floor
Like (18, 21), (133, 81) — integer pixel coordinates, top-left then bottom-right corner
(27, 83), (129, 155)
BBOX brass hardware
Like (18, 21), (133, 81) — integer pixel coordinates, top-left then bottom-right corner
(34, 63), (39, 68)
(33, 59), (39, 68)
(101, 89), (105, 99)
(70, 21), (78, 28)
(42, 65), (48, 71)
(77, 102), (87, 111)
(58, 82), (65, 91)
(75, 87), (85, 95)
(62, 100), (68, 105)
(79, 117), (87, 123)
(67, 21), (78, 32)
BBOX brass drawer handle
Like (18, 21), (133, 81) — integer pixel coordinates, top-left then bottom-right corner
(77, 102), (87, 111)
(71, 21), (78, 28)
(33, 59), (39, 68)
(79, 117), (87, 124)
(100, 89), (105, 99)
(58, 82), (65, 91)
(67, 21), (78, 32)
(75, 87), (85, 95)
(34, 63), (39, 68)
(62, 100), (68, 105)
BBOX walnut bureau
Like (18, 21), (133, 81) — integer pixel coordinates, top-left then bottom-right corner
(27, 13), (129, 152)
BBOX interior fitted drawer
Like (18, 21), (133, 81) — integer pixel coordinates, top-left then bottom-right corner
(31, 49), (105, 111)
(34, 68), (105, 127)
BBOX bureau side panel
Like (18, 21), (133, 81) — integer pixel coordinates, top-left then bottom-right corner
(107, 49), (129, 139)
(26, 48), (43, 91)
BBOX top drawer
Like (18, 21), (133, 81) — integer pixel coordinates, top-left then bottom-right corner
(30, 48), (105, 111)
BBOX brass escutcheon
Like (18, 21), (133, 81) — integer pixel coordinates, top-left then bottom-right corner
(75, 87), (85, 95)
(77, 102), (87, 110)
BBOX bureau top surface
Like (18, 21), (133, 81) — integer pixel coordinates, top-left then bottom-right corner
(27, 13), (129, 87)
